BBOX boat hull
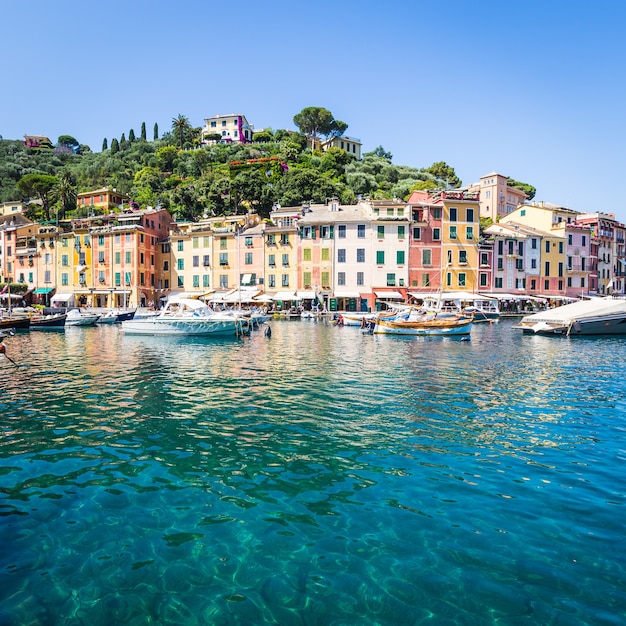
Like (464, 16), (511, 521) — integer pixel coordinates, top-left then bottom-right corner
(0, 317), (31, 331)
(31, 314), (67, 329)
(373, 317), (472, 336)
(121, 317), (240, 336)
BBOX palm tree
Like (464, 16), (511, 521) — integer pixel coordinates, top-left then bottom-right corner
(57, 171), (77, 219)
(171, 114), (191, 149)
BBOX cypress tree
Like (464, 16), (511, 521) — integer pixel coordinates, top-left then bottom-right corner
(129, 129), (136, 142)
(110, 138), (119, 154)
(102, 138), (108, 151)
(153, 122), (159, 141)
(141, 122), (146, 141)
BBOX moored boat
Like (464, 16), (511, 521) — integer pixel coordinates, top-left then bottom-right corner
(121, 298), (242, 336)
(372, 308), (472, 336)
(66, 309), (101, 327)
(513, 297), (626, 335)
(0, 316), (31, 331)
(30, 313), (67, 329)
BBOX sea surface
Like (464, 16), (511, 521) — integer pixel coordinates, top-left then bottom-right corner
(0, 318), (624, 625)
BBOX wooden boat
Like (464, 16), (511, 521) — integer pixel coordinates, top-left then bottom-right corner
(30, 313), (67, 329)
(372, 308), (472, 336)
(513, 297), (626, 335)
(0, 316), (31, 331)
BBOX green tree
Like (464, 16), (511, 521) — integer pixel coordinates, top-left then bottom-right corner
(57, 171), (77, 219)
(102, 138), (108, 151)
(171, 114), (191, 149)
(129, 129), (136, 142)
(293, 107), (348, 147)
(16, 173), (59, 220)
(57, 135), (79, 152)
(507, 178), (536, 201)
(140, 122), (146, 141)
(110, 138), (119, 154)
(424, 161), (461, 188)
(156, 145), (179, 172)
(153, 122), (159, 141)
(364, 145), (393, 161)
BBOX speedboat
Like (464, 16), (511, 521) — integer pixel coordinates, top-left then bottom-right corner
(513, 297), (626, 335)
(66, 309), (101, 326)
(121, 298), (242, 336)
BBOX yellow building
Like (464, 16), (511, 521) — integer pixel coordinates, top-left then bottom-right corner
(436, 190), (480, 292)
(266, 205), (300, 306)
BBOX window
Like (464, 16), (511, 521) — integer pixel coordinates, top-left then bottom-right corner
(413, 227), (421, 240)
(432, 208), (441, 220)
(545, 241), (550, 253)
(447, 250), (453, 265)
(281, 274), (289, 287)
(220, 237), (227, 249)
(245, 252), (252, 265)
(98, 270), (105, 283)
(516, 259), (523, 271)
(480, 273), (488, 287)
(268, 275), (275, 288)
(98, 235), (104, 246)
(62, 254), (68, 266)
(203, 275), (210, 288)
(558, 242), (564, 254)
(531, 259), (537, 269)
(203, 255), (210, 267)
(267, 234), (276, 246)
(397, 225), (405, 239)
(497, 258), (504, 270)
(446, 272), (452, 287)
(268, 254), (275, 267)
(245, 237), (252, 247)
(480, 252), (488, 266)
(422, 249), (432, 265)
(281, 233), (290, 245)
(62, 273), (69, 286)
(449, 226), (457, 240)
(531, 238), (537, 249)
(433, 228), (441, 241)
(338, 249), (346, 262)
(357, 248), (365, 262)
(422, 274), (430, 287)
(458, 273), (466, 287)
(357, 272), (364, 286)
(163, 260), (169, 271)
(466, 226), (474, 240)
(397, 250), (405, 265)
(582, 235), (586, 246)
(558, 262), (563, 277)
(303, 272), (312, 287)
(466, 208), (474, 222)
(98, 251), (105, 263)
(337, 225), (346, 238)
(459, 250), (467, 264)
(193, 275), (200, 288)
(357, 225), (365, 238)
(193, 255), (199, 267)
(449, 207), (457, 222)
(495, 277), (503, 289)
(321, 272), (330, 288)
(177, 258), (184, 271)
(320, 226), (331, 239)
(338, 272), (346, 286)
(321, 248), (330, 261)
(219, 253), (228, 266)
(508, 241), (515, 255)
(545, 261), (550, 276)
(386, 273), (396, 286)
(376, 251), (385, 264)
(177, 240), (184, 252)
(301, 226), (312, 239)
(568, 234), (573, 245)
(282, 254), (289, 267)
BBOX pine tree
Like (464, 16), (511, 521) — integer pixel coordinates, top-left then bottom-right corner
(129, 129), (136, 142)
(102, 138), (108, 151)
(140, 122), (146, 141)
(153, 122), (159, 141)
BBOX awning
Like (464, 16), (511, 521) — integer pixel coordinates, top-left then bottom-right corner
(253, 294), (275, 302)
(374, 290), (404, 299)
(273, 291), (297, 301)
(333, 291), (361, 299)
(240, 274), (254, 286)
(33, 287), (54, 294)
(76, 265), (88, 272)
(224, 289), (260, 303)
(619, 259), (626, 267)
(167, 291), (202, 301)
(51, 293), (74, 302)
(296, 291), (316, 299)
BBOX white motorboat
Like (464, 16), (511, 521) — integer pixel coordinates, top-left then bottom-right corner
(513, 297), (626, 335)
(121, 298), (242, 336)
(66, 309), (101, 327)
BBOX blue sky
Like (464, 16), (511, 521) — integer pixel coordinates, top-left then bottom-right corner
(2, 0), (625, 220)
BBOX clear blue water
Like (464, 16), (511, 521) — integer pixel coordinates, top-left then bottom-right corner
(0, 319), (624, 625)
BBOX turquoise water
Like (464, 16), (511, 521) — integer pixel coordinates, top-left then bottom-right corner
(0, 320), (624, 625)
